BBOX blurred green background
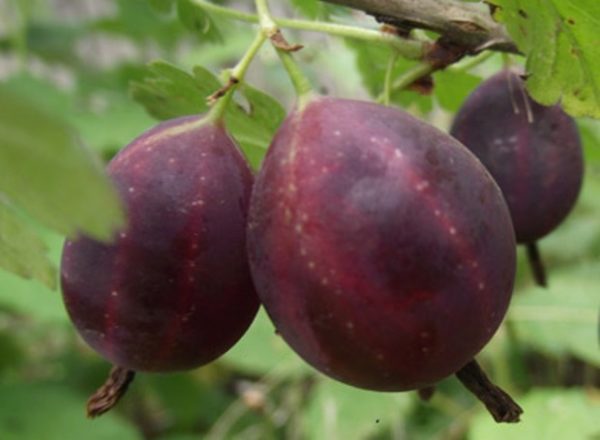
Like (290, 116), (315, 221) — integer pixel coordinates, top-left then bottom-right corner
(0, 1), (598, 439)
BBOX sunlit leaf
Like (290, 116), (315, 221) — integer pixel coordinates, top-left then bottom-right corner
(490, 0), (600, 118)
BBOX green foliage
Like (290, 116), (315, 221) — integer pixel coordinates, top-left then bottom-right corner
(222, 309), (307, 376)
(177, 0), (223, 43)
(148, 0), (177, 13)
(290, 0), (322, 19)
(94, 0), (186, 49)
(470, 389), (600, 439)
(0, 86), (125, 243)
(130, 61), (220, 119)
(131, 61), (285, 168)
(0, 232), (67, 323)
(434, 70), (481, 112)
(345, 39), (432, 113)
(224, 84), (286, 168)
(509, 263), (600, 366)
(0, 202), (56, 289)
(490, 0), (600, 118)
(306, 380), (412, 440)
(0, 383), (140, 440)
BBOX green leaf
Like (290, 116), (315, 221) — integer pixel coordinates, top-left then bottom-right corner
(0, 231), (68, 323)
(221, 309), (308, 376)
(225, 83), (286, 169)
(93, 0), (186, 50)
(0, 331), (25, 373)
(508, 263), (600, 366)
(177, 0), (222, 43)
(131, 62), (285, 168)
(0, 86), (125, 241)
(140, 373), (231, 431)
(345, 39), (432, 114)
(130, 60), (221, 120)
(434, 70), (481, 112)
(0, 383), (141, 440)
(148, 0), (176, 13)
(305, 379), (412, 440)
(490, 0), (600, 118)
(470, 389), (600, 439)
(0, 201), (56, 289)
(290, 0), (321, 19)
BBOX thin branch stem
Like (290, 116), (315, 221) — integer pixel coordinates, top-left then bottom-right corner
(382, 52), (399, 106)
(190, 0), (425, 59)
(255, 0), (277, 34)
(377, 62), (434, 102)
(206, 32), (267, 122)
(255, 0), (314, 104)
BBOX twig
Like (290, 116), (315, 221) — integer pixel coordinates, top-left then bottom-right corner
(455, 359), (523, 423)
(320, 0), (519, 53)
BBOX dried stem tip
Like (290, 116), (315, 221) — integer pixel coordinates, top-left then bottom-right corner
(417, 386), (436, 402)
(87, 366), (136, 418)
(270, 30), (304, 52)
(456, 359), (523, 423)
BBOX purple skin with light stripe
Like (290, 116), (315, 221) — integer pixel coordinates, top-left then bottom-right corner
(61, 115), (259, 372)
(450, 70), (583, 243)
(247, 97), (516, 391)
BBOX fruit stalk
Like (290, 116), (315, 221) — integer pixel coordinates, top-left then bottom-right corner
(525, 242), (547, 287)
(87, 366), (135, 418)
(207, 31), (267, 122)
(455, 360), (523, 423)
(255, 0), (314, 105)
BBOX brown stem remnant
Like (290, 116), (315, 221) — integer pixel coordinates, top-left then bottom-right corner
(320, 0), (519, 54)
(87, 366), (136, 418)
(270, 29), (304, 52)
(207, 77), (240, 105)
(456, 360), (523, 423)
(526, 242), (548, 287)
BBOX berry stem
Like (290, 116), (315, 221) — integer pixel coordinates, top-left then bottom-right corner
(190, 0), (425, 59)
(417, 386), (436, 401)
(377, 62), (434, 102)
(255, 0), (314, 106)
(206, 31), (267, 123)
(526, 242), (548, 287)
(87, 366), (136, 418)
(455, 359), (523, 423)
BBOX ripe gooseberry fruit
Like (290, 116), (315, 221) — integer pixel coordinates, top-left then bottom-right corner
(450, 70), (584, 286)
(247, 96), (522, 422)
(61, 115), (259, 415)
